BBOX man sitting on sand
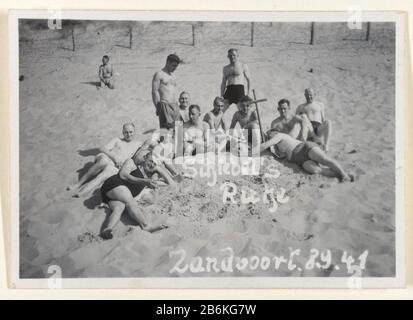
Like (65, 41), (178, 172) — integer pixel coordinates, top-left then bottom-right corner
(203, 96), (227, 131)
(258, 131), (353, 182)
(183, 105), (210, 156)
(99, 55), (115, 89)
(152, 54), (183, 130)
(229, 95), (260, 149)
(67, 123), (141, 197)
(296, 88), (332, 151)
(178, 91), (191, 123)
(266, 98), (313, 141)
(221, 48), (251, 111)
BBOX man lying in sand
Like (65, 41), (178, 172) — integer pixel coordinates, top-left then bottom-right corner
(257, 131), (353, 182)
(100, 149), (178, 240)
(203, 96), (227, 131)
(99, 55), (115, 89)
(266, 98), (313, 141)
(221, 48), (251, 111)
(229, 95), (260, 149)
(296, 88), (332, 151)
(152, 54), (183, 130)
(67, 123), (141, 197)
(183, 105), (210, 156)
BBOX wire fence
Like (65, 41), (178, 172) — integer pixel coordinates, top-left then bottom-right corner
(19, 20), (395, 54)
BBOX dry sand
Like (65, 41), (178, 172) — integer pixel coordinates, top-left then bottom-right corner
(18, 21), (395, 278)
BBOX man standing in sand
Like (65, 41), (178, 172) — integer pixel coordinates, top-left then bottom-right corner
(296, 88), (332, 151)
(152, 54), (183, 130)
(67, 123), (141, 197)
(221, 49), (251, 110)
(178, 91), (191, 123)
(266, 98), (313, 141)
(257, 131), (353, 182)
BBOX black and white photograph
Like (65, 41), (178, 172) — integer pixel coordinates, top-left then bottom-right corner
(10, 10), (405, 288)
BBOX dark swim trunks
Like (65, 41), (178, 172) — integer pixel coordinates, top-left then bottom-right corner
(157, 101), (181, 129)
(311, 121), (321, 135)
(290, 141), (320, 166)
(224, 84), (245, 104)
(100, 167), (145, 204)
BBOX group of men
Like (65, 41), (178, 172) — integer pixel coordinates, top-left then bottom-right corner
(69, 48), (352, 199)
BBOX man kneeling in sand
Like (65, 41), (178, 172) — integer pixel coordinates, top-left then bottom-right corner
(258, 132), (353, 182)
(266, 98), (313, 141)
(296, 88), (332, 151)
(67, 123), (141, 197)
(183, 105), (210, 156)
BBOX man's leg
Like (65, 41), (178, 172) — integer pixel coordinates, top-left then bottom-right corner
(100, 200), (126, 240)
(302, 160), (337, 177)
(107, 78), (115, 89)
(318, 120), (332, 152)
(308, 147), (352, 181)
(67, 154), (112, 192)
(75, 165), (118, 197)
(297, 115), (314, 141)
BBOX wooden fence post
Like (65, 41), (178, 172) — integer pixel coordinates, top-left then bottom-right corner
(129, 27), (133, 49)
(310, 22), (315, 45)
(250, 22), (254, 47)
(71, 27), (75, 51)
(365, 22), (371, 41)
(192, 24), (195, 46)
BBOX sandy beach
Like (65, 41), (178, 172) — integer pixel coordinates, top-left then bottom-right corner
(18, 20), (396, 279)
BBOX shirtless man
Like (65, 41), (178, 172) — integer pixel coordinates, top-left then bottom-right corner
(229, 95), (260, 149)
(257, 132), (353, 182)
(266, 98), (313, 141)
(203, 96), (227, 131)
(99, 55), (115, 89)
(221, 49), (251, 111)
(178, 91), (190, 123)
(296, 88), (332, 151)
(183, 105), (210, 156)
(152, 54), (183, 130)
(67, 123), (141, 197)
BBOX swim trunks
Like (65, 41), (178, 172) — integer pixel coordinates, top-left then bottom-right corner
(290, 141), (319, 165)
(156, 101), (181, 129)
(100, 167), (146, 203)
(224, 84), (245, 104)
(311, 121), (322, 135)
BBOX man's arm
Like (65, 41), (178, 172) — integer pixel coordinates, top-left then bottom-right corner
(320, 103), (326, 122)
(221, 67), (227, 96)
(119, 159), (156, 188)
(151, 72), (161, 108)
(229, 112), (239, 129)
(98, 66), (104, 81)
(243, 64), (251, 95)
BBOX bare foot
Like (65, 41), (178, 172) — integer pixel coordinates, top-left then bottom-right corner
(100, 228), (113, 240)
(66, 184), (78, 192)
(340, 174), (355, 183)
(143, 223), (168, 233)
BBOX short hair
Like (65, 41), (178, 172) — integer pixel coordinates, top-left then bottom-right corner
(189, 104), (201, 113)
(179, 91), (190, 99)
(102, 55), (110, 60)
(166, 54), (183, 64)
(239, 95), (252, 104)
(305, 88), (315, 95)
(227, 48), (238, 55)
(278, 99), (290, 107)
(213, 96), (225, 106)
(123, 122), (135, 130)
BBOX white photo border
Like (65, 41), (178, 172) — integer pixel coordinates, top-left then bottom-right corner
(8, 9), (406, 289)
